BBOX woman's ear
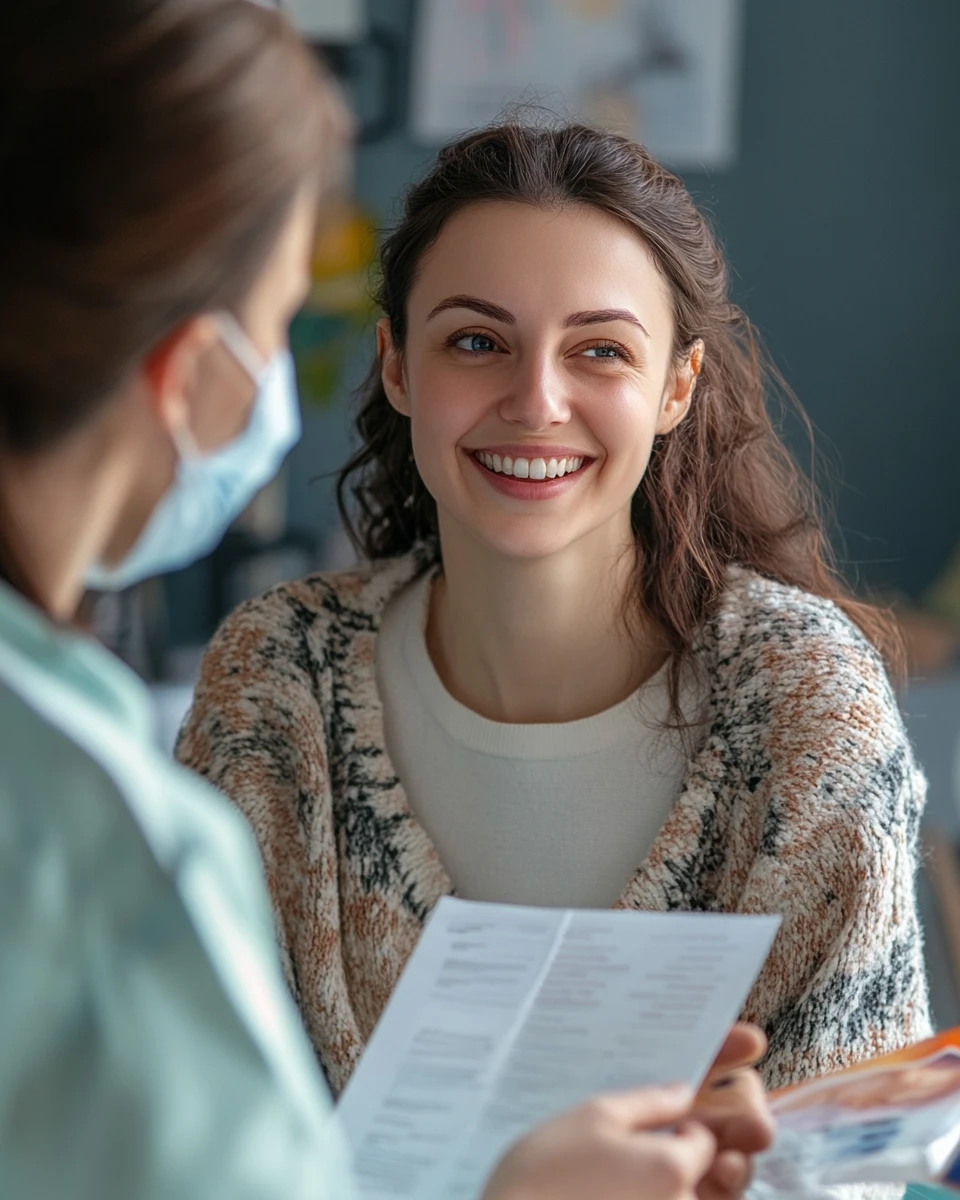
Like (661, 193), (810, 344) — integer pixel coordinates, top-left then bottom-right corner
(657, 338), (704, 435)
(377, 317), (410, 416)
(143, 315), (221, 438)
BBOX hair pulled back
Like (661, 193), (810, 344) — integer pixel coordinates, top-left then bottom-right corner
(0, 0), (343, 454)
(0, 0), (346, 602)
(338, 120), (898, 681)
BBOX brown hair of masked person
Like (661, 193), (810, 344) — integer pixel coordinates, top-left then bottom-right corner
(338, 121), (901, 716)
(0, 0), (346, 611)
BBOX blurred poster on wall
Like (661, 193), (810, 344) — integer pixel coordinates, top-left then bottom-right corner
(410, 0), (744, 169)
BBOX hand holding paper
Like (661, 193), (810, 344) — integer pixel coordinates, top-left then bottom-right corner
(338, 898), (781, 1200)
(481, 1084), (717, 1200)
(694, 1024), (775, 1200)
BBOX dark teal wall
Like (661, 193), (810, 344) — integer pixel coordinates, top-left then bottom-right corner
(693, 0), (960, 597)
(285, 0), (960, 600)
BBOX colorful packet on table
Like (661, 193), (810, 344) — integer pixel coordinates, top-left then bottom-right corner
(751, 1028), (960, 1198)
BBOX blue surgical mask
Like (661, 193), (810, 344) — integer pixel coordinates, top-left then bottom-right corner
(86, 313), (301, 591)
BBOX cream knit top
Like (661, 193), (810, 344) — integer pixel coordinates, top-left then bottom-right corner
(376, 570), (704, 907)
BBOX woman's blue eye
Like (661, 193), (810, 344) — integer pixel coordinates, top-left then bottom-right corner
(455, 333), (497, 353)
(583, 344), (622, 359)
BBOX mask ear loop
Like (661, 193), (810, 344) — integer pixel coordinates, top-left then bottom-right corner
(216, 311), (268, 383)
(170, 420), (202, 463)
(172, 313), (266, 462)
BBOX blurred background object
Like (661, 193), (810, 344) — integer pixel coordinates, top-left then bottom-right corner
(88, 0), (960, 1036)
(285, 0), (366, 42)
(410, 0), (744, 169)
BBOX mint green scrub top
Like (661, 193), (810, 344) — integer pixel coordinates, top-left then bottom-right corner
(0, 581), (355, 1200)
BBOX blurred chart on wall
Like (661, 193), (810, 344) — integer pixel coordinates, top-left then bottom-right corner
(410, 0), (744, 169)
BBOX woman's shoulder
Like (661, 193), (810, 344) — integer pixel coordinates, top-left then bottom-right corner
(208, 552), (426, 657)
(180, 553), (429, 770)
(703, 571), (922, 822)
(709, 567), (893, 701)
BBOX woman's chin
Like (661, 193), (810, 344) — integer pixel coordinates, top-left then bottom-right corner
(457, 520), (593, 564)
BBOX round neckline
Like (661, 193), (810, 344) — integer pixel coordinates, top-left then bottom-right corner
(390, 572), (674, 760)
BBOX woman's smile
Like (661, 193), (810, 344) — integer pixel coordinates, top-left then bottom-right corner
(467, 445), (591, 499)
(382, 200), (683, 562)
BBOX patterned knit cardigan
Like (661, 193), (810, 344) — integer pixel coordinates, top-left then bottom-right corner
(177, 552), (932, 1097)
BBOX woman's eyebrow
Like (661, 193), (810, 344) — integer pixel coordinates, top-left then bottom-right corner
(425, 296), (650, 339)
(564, 308), (650, 338)
(426, 295), (515, 323)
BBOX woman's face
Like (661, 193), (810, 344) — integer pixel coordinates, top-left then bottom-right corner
(380, 200), (698, 563)
(102, 187), (317, 569)
(183, 185), (318, 454)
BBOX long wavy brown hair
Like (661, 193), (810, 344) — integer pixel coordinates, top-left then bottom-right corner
(338, 120), (900, 705)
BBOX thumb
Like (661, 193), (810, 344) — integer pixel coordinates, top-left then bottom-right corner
(710, 1024), (768, 1075)
(587, 1084), (695, 1131)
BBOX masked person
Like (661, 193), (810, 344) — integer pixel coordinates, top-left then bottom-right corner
(0, 3), (768, 1199)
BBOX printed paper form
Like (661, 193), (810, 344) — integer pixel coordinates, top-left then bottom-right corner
(338, 898), (780, 1200)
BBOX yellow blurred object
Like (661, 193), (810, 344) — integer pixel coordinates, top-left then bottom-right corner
(289, 198), (379, 407)
(927, 543), (960, 630)
(307, 199), (377, 316)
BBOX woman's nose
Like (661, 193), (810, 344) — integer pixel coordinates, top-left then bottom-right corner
(497, 356), (571, 429)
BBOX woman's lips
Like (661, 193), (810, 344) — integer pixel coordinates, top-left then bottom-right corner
(467, 449), (591, 499)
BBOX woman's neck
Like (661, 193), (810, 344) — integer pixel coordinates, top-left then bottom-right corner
(0, 429), (130, 620)
(427, 522), (667, 724)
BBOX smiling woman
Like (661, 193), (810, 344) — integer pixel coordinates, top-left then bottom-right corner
(373, 199), (700, 608)
(177, 122), (932, 1100)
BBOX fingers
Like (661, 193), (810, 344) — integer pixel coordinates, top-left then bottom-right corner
(712, 1149), (751, 1192)
(650, 1119), (717, 1187)
(694, 1069), (774, 1156)
(715, 1108), (775, 1156)
(698, 1149), (753, 1200)
(482, 1096), (716, 1200)
(709, 1024), (768, 1076)
(585, 1083), (695, 1131)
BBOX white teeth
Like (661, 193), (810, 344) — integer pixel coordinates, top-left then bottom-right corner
(475, 452), (586, 478)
